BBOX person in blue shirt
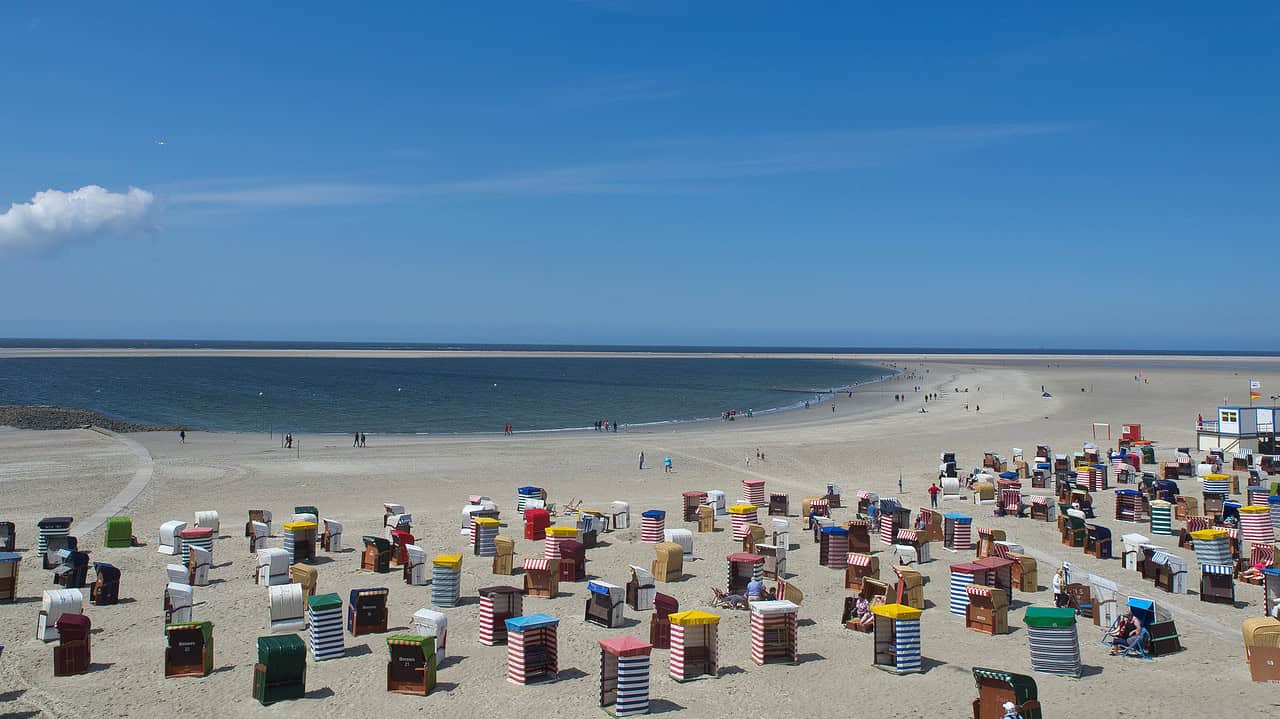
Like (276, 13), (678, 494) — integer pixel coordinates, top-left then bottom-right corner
(746, 577), (766, 601)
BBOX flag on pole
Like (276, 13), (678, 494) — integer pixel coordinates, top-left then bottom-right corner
(1251, 380), (1262, 390)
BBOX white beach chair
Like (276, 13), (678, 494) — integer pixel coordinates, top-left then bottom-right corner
(994, 541), (1024, 555)
(250, 521), (270, 551)
(158, 520), (186, 556)
(166, 564), (189, 584)
(164, 582), (193, 625)
(256, 548), (290, 586)
(664, 528), (695, 558)
(38, 588), (83, 642)
(194, 511), (220, 535)
(610, 501), (632, 530)
(941, 477), (961, 501)
(411, 608), (448, 663)
(629, 566), (657, 611)
(321, 518), (343, 552)
(771, 518), (790, 548)
(706, 490), (727, 515)
(268, 583), (307, 633)
(188, 546), (211, 586)
(892, 544), (919, 566)
(403, 544), (428, 586)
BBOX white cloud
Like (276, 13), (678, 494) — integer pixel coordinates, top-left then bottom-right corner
(0, 185), (156, 254)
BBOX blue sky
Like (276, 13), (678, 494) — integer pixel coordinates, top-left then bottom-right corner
(1, 2), (1277, 348)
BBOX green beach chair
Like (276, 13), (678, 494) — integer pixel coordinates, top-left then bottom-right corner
(1062, 516), (1086, 548)
(252, 635), (306, 705)
(972, 667), (1042, 719)
(104, 516), (133, 548)
(386, 635), (436, 695)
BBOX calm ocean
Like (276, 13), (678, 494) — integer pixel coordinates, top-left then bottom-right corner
(0, 355), (893, 434)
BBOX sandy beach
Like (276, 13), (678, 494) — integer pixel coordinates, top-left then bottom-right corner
(2, 357), (1279, 718)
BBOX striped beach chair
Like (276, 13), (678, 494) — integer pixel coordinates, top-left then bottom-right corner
(1024, 607), (1080, 677)
(306, 593), (343, 661)
(870, 603), (922, 674)
(599, 637), (652, 716)
(949, 562), (978, 616)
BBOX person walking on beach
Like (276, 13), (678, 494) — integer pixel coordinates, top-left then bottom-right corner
(360, 432), (367, 447)
(639, 451), (645, 470)
(179, 430), (185, 444)
(664, 456), (673, 474)
(928, 482), (941, 508)
(353, 431), (359, 447)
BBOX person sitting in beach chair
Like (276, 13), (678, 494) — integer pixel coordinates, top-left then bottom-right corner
(710, 586), (747, 610)
(848, 595), (874, 631)
(1105, 611), (1145, 657)
(1071, 498), (1095, 520)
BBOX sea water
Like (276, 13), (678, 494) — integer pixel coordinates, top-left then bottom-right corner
(0, 354), (893, 434)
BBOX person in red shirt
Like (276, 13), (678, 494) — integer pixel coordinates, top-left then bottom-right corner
(927, 482), (942, 507)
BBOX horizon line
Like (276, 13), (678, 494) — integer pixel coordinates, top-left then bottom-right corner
(1, 337), (1279, 358)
